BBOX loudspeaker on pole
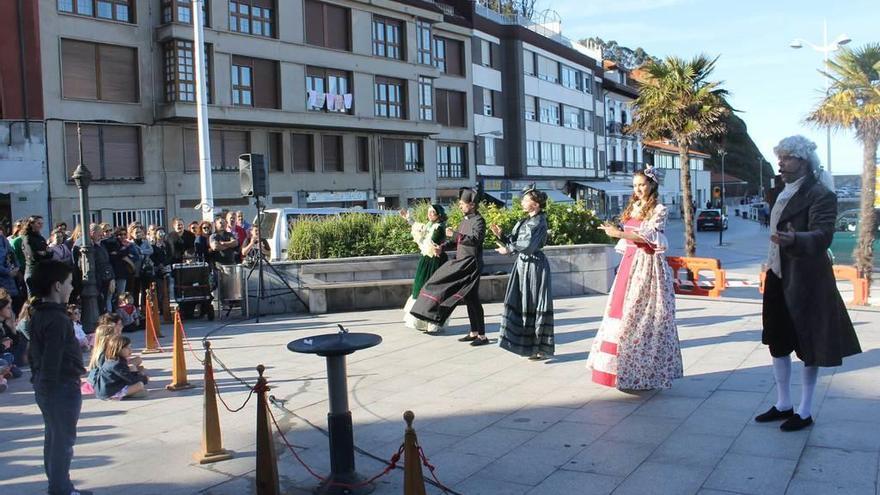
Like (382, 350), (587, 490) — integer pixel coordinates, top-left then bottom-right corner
(239, 153), (268, 197)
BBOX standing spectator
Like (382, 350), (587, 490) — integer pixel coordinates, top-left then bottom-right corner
(0, 224), (21, 309)
(210, 217), (239, 266)
(492, 188), (555, 360)
(587, 168), (683, 390)
(1, 289), (25, 376)
(151, 226), (172, 309)
(193, 221), (212, 262)
(226, 211), (247, 252)
(22, 215), (53, 294)
(75, 224), (115, 316)
(103, 227), (131, 312)
(241, 224), (271, 266)
(167, 217), (194, 264)
(755, 136), (861, 432)
(7, 220), (27, 313)
(236, 211), (251, 232)
(48, 228), (74, 265)
(27, 260), (92, 495)
(128, 225), (154, 312)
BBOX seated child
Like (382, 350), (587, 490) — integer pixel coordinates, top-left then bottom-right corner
(90, 335), (148, 400)
(115, 293), (141, 333)
(67, 304), (90, 352)
(0, 357), (9, 392)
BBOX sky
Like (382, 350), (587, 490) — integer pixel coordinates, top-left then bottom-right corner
(538, 0), (878, 177)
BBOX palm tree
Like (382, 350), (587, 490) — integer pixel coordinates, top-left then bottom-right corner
(630, 55), (729, 256)
(807, 44), (880, 284)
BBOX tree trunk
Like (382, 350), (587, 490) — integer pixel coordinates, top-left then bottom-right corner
(679, 145), (696, 257)
(853, 131), (879, 285)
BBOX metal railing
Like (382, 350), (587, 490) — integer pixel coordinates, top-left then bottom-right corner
(112, 208), (167, 228)
(474, 4), (602, 59)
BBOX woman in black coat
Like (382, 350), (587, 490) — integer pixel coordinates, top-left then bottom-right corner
(755, 135), (861, 432)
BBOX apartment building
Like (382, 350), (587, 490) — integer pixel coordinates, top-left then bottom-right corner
(644, 140), (712, 218)
(4, 0), (479, 228)
(466, 3), (604, 204)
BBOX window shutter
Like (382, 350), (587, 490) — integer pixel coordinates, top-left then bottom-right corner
(102, 125), (141, 179)
(322, 135), (342, 172)
(209, 130), (223, 170)
(223, 131), (249, 170)
(435, 89), (449, 126)
(64, 123), (100, 178)
(492, 90), (503, 119)
(357, 136), (369, 172)
(382, 138), (403, 171)
(471, 36), (482, 66)
(61, 40), (98, 100)
(183, 128), (199, 172)
(268, 132), (283, 172)
(98, 44), (138, 102)
(472, 88), (483, 119)
(304, 0), (325, 46)
(446, 39), (463, 76)
(495, 138), (505, 167)
(253, 58), (279, 109)
(491, 43), (501, 70)
(325, 4), (350, 50)
(476, 136), (485, 165)
(292, 133), (313, 172)
(449, 91), (465, 127)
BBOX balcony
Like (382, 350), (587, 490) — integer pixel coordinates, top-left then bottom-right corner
(474, 4), (601, 60)
(608, 160), (636, 174)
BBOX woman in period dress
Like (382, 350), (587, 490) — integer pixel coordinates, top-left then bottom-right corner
(492, 187), (555, 360)
(587, 168), (683, 390)
(401, 204), (448, 333)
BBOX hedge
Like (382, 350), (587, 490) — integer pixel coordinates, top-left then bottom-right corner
(286, 201), (611, 261)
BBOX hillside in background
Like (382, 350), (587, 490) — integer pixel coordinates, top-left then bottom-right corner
(584, 37), (775, 195)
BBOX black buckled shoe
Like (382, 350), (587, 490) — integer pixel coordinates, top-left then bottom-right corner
(780, 414), (813, 432)
(470, 337), (489, 347)
(755, 406), (795, 423)
(458, 334), (477, 342)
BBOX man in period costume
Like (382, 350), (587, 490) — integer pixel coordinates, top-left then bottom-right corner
(755, 135), (861, 431)
(410, 188), (488, 346)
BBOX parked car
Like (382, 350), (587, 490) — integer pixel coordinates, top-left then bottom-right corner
(258, 207), (396, 261)
(696, 209), (728, 231)
(829, 208), (880, 267)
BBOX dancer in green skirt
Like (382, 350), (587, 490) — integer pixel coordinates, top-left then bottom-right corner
(400, 204), (447, 333)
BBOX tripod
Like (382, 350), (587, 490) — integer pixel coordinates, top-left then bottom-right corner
(247, 196), (306, 322)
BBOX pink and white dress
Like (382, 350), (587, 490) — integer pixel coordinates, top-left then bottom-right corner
(586, 204), (683, 390)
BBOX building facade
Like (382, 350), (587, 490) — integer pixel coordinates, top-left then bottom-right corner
(643, 140), (712, 218)
(17, 0), (480, 228)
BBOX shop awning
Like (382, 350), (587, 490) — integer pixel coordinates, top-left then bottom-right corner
(573, 181), (632, 196)
(484, 189), (574, 205)
(0, 159), (43, 194)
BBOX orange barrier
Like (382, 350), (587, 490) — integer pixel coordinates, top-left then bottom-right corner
(166, 311), (195, 391)
(160, 278), (172, 324)
(255, 365), (279, 495)
(759, 266), (868, 305)
(143, 289), (161, 354)
(403, 411), (427, 495)
(666, 257), (727, 298)
(194, 341), (234, 464)
(150, 283), (164, 338)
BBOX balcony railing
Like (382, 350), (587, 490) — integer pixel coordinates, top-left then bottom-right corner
(474, 4), (601, 59)
(608, 160), (637, 174)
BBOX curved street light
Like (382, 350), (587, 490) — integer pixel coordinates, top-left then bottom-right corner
(790, 20), (852, 173)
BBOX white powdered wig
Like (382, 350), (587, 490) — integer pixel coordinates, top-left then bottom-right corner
(773, 135), (835, 191)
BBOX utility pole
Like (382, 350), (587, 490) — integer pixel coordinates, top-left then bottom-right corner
(718, 149), (727, 247)
(193, 0), (214, 221)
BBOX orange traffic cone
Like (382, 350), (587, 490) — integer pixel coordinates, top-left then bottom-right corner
(403, 411), (427, 495)
(166, 311), (194, 391)
(150, 283), (164, 337)
(254, 365), (279, 495)
(160, 278), (173, 324)
(142, 289), (161, 354)
(194, 341), (234, 464)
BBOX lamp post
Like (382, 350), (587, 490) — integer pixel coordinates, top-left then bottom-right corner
(757, 156), (764, 200)
(72, 124), (99, 334)
(718, 149), (727, 247)
(790, 20), (851, 174)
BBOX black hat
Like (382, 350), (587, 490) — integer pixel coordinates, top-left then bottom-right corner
(458, 187), (479, 204)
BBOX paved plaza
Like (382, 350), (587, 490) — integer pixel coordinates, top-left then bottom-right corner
(2, 290), (879, 495)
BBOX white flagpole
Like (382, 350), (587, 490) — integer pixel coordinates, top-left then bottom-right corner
(193, 0), (214, 221)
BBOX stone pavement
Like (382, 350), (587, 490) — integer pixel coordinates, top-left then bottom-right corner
(2, 294), (879, 495)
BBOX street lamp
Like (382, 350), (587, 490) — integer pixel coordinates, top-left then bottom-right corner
(718, 149), (727, 247)
(790, 20), (852, 173)
(757, 155), (765, 200)
(71, 124), (99, 334)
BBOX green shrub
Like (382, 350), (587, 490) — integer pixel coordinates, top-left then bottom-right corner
(286, 201), (611, 260)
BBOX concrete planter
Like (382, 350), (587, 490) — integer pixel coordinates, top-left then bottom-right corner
(243, 243), (617, 315)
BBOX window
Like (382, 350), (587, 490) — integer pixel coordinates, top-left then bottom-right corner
(417, 20), (432, 65)
(231, 56), (279, 108)
(164, 40), (213, 103)
(381, 138), (422, 172)
(304, 0), (350, 51)
(184, 129), (248, 171)
(435, 89), (466, 127)
(229, 0), (275, 37)
(585, 147), (595, 168)
(563, 106), (582, 129)
(565, 145), (584, 168)
(357, 137), (369, 173)
(268, 132), (283, 172)
(480, 40), (491, 67)
(306, 67), (352, 113)
(437, 143), (466, 179)
(561, 65), (580, 90)
(372, 16), (404, 60)
(418, 77), (433, 121)
(539, 99), (560, 126)
(61, 39), (138, 103)
(161, 0), (209, 26)
(524, 96), (536, 121)
(291, 133), (314, 172)
(482, 88), (493, 116)
(64, 123), (141, 180)
(322, 135), (343, 172)
(582, 72), (593, 94)
(434, 37), (463, 76)
(584, 110), (594, 131)
(58, 0), (134, 23)
(526, 140), (539, 166)
(483, 137), (496, 166)
(537, 56), (558, 83)
(375, 77), (405, 119)
(523, 50), (535, 76)
(540, 142), (562, 167)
